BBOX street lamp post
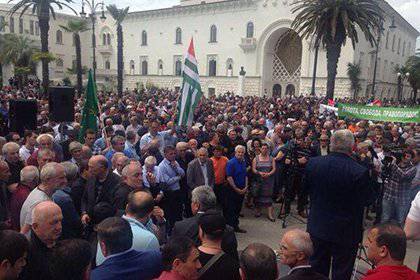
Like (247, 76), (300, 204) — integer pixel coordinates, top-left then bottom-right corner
(397, 72), (410, 101)
(80, 0), (106, 82)
(311, 43), (319, 96)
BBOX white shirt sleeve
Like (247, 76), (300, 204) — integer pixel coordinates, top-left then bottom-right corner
(407, 192), (420, 222)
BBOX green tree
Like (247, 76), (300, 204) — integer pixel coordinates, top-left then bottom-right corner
(106, 4), (129, 97)
(9, 0), (76, 96)
(396, 56), (420, 101)
(60, 19), (89, 94)
(346, 63), (361, 99)
(291, 0), (383, 99)
(0, 34), (39, 89)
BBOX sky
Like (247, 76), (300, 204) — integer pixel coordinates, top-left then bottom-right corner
(1, 0), (420, 37)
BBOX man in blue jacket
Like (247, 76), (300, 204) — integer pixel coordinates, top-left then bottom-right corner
(92, 217), (162, 280)
(304, 129), (375, 280)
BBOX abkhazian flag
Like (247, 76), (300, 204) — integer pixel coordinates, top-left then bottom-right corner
(177, 38), (203, 127)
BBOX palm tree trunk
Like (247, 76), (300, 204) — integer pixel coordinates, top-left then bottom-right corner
(326, 43), (342, 100)
(75, 33), (83, 96)
(414, 88), (418, 101)
(39, 3), (50, 99)
(117, 24), (123, 97)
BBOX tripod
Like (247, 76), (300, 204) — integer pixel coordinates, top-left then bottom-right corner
(352, 243), (375, 280)
(277, 171), (308, 228)
(352, 208), (375, 280)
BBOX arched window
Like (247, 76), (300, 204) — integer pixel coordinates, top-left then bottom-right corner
(56, 30), (63, 44)
(397, 38), (401, 54)
(402, 41), (406, 56)
(175, 28), (182, 44)
(385, 31), (389, 49)
(209, 59), (217, 76)
(107, 33), (111, 45)
(175, 60), (182, 76)
(141, 60), (148, 75)
(210, 25), (217, 43)
(129, 60), (135, 74)
(102, 34), (107, 45)
(105, 60), (111, 70)
(392, 34), (395, 52)
(246, 22), (254, 38)
(408, 42), (412, 55)
(141, 31), (147, 46)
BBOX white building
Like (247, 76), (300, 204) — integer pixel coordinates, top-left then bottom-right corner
(0, 3), (100, 86)
(1, 0), (419, 99)
(102, 0), (416, 99)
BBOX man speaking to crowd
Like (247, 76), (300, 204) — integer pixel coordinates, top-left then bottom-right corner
(304, 129), (375, 280)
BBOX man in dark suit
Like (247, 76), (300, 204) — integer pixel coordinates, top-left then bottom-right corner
(187, 147), (215, 190)
(304, 129), (375, 280)
(92, 217), (162, 280)
(171, 185), (238, 259)
(81, 155), (120, 227)
(278, 229), (328, 280)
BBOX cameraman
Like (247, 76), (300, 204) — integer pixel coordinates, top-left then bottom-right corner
(278, 130), (312, 218)
(381, 149), (417, 225)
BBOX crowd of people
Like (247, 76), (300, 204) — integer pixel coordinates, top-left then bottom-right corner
(0, 81), (419, 280)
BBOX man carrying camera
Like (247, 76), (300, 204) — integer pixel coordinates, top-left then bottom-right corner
(278, 130), (312, 218)
(381, 149), (417, 225)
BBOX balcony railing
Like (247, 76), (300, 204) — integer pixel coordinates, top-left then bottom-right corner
(97, 44), (113, 55)
(239, 37), (257, 52)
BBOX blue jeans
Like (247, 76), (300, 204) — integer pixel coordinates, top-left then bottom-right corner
(381, 199), (410, 225)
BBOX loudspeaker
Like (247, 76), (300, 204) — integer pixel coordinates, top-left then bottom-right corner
(49, 86), (75, 122)
(9, 99), (38, 135)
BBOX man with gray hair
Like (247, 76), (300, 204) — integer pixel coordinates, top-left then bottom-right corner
(10, 166), (39, 231)
(2, 142), (24, 190)
(187, 147), (215, 190)
(278, 229), (327, 280)
(304, 129), (374, 279)
(52, 162), (83, 239)
(172, 185), (238, 259)
(20, 162), (67, 236)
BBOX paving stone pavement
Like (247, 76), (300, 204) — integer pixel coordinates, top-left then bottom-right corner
(235, 203), (420, 279)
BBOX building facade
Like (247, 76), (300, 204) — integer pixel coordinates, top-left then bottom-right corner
(0, 3), (97, 86)
(1, 0), (419, 99)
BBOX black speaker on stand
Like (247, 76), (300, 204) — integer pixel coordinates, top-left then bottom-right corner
(49, 86), (75, 122)
(9, 99), (38, 136)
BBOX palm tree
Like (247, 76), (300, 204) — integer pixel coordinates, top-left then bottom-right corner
(60, 19), (89, 94)
(0, 34), (39, 89)
(396, 56), (420, 101)
(346, 63), (361, 99)
(9, 0), (76, 97)
(107, 4), (129, 97)
(291, 0), (383, 99)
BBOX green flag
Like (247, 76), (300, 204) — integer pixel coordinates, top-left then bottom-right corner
(177, 38), (203, 126)
(78, 70), (99, 142)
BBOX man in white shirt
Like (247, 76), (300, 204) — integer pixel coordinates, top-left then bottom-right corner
(19, 131), (37, 162)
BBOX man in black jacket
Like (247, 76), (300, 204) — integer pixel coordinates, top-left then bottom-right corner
(171, 185), (238, 260)
(81, 155), (120, 227)
(21, 201), (63, 280)
(304, 129), (375, 280)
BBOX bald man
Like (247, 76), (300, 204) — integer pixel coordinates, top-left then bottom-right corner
(187, 147), (215, 190)
(96, 190), (160, 266)
(21, 201), (62, 280)
(81, 155), (120, 226)
(278, 229), (328, 280)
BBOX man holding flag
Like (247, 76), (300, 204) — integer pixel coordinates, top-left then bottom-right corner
(177, 38), (203, 127)
(79, 70), (100, 143)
